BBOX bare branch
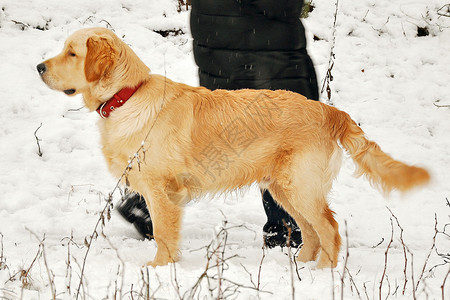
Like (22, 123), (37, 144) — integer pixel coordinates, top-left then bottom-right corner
(25, 228), (56, 300)
(345, 267), (362, 299)
(34, 123), (43, 157)
(75, 192), (113, 299)
(433, 100), (450, 108)
(184, 220), (271, 299)
(341, 220), (349, 300)
(416, 214), (439, 291)
(379, 217), (394, 300)
(0, 232), (7, 272)
(386, 207), (409, 295)
(406, 246), (417, 299)
(281, 219), (296, 300)
(320, 0), (340, 105)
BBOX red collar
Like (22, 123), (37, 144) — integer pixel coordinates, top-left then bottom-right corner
(96, 83), (143, 118)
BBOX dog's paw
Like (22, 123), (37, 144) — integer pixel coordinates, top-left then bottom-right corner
(144, 255), (178, 268)
(296, 248), (318, 263)
(144, 259), (167, 268)
(316, 256), (337, 269)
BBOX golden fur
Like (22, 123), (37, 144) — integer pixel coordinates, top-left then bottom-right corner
(38, 28), (430, 268)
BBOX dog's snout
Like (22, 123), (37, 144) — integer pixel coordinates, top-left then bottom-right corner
(36, 63), (47, 75)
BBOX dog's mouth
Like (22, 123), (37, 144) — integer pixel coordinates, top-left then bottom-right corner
(64, 89), (76, 95)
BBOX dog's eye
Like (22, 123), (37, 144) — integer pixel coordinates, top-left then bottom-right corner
(68, 51), (76, 57)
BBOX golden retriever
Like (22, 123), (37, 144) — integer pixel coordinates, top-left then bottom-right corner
(37, 27), (430, 268)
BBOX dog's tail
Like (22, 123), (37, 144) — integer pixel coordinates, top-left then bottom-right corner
(325, 105), (430, 194)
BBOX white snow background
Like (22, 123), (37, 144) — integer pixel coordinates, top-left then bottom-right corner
(0, 0), (449, 299)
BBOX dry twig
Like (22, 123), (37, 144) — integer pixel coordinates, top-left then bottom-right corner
(184, 221), (269, 299)
(34, 123), (43, 157)
(406, 246), (417, 299)
(386, 207), (409, 295)
(320, 0), (340, 105)
(280, 219), (297, 300)
(25, 228), (56, 300)
(75, 193), (113, 299)
(340, 221), (349, 300)
(0, 233), (7, 272)
(379, 217), (394, 300)
(433, 100), (450, 108)
(415, 214), (439, 291)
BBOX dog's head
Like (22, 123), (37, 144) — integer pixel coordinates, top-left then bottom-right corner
(37, 27), (149, 111)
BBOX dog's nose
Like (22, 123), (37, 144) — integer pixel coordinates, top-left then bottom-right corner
(36, 63), (47, 75)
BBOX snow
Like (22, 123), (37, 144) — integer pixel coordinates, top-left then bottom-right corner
(0, 0), (449, 299)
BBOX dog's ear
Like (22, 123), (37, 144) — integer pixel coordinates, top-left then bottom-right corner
(85, 35), (118, 82)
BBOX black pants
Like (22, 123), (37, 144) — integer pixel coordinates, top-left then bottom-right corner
(262, 190), (297, 226)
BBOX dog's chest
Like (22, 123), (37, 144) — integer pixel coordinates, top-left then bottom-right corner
(98, 123), (142, 178)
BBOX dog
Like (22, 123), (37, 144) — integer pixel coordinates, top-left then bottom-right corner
(37, 27), (430, 268)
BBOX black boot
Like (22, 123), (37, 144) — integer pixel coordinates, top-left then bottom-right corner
(263, 222), (302, 248)
(262, 190), (302, 248)
(117, 192), (154, 240)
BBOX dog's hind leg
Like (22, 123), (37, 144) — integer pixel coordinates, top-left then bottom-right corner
(141, 183), (183, 267)
(267, 183), (320, 262)
(295, 150), (342, 268)
(271, 148), (342, 268)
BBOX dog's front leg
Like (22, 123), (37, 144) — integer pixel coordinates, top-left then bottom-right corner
(142, 185), (183, 267)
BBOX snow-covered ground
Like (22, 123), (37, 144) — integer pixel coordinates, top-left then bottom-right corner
(0, 0), (449, 299)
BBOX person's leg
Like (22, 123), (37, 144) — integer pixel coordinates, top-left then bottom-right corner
(117, 192), (154, 239)
(262, 190), (302, 248)
(261, 55), (318, 248)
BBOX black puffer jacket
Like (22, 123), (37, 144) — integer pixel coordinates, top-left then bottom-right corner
(190, 0), (319, 100)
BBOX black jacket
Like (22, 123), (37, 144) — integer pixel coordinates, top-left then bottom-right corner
(190, 0), (319, 100)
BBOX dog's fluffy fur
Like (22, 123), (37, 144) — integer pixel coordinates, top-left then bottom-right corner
(38, 28), (430, 268)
